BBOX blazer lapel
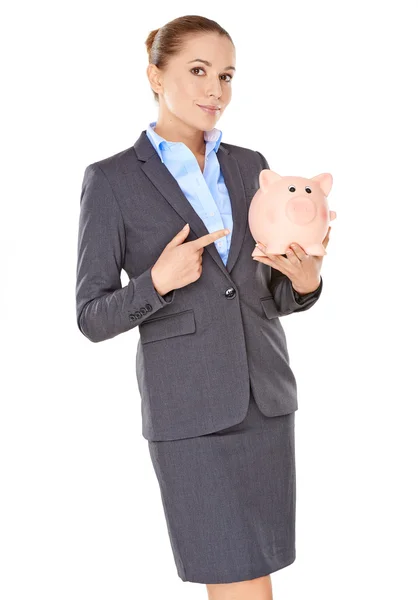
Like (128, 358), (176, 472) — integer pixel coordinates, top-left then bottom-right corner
(133, 131), (248, 278)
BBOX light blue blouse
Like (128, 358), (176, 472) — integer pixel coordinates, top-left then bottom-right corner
(146, 121), (233, 267)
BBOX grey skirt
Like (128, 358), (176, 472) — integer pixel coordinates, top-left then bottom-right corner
(147, 385), (296, 584)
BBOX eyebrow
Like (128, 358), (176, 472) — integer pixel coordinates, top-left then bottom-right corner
(187, 58), (236, 71)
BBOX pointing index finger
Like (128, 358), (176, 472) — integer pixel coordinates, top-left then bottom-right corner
(192, 228), (230, 249)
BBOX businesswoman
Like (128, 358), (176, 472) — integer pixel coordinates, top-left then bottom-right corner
(75, 14), (329, 599)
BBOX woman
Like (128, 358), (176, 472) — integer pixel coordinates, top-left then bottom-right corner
(75, 14), (329, 599)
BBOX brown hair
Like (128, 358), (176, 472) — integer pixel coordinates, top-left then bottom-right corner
(145, 15), (234, 103)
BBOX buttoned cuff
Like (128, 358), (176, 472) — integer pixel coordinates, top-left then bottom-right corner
(292, 277), (323, 304)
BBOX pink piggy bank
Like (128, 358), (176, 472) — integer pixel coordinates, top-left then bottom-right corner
(249, 170), (336, 257)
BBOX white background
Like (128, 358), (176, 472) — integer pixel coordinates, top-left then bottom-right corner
(2, 1), (417, 598)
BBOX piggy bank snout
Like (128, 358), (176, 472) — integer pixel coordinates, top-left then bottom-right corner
(285, 196), (317, 225)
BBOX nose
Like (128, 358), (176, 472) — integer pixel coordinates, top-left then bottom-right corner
(285, 196), (317, 225)
(206, 76), (222, 98)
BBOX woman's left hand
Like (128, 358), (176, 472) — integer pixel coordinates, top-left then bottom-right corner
(253, 226), (331, 295)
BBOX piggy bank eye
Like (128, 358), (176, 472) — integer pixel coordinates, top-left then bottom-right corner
(288, 186), (296, 192)
(305, 187), (312, 193)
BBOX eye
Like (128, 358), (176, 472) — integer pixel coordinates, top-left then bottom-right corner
(190, 67), (205, 76)
(305, 186), (312, 193)
(190, 67), (233, 82)
(288, 186), (296, 192)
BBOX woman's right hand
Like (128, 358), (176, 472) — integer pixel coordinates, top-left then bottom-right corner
(151, 223), (230, 296)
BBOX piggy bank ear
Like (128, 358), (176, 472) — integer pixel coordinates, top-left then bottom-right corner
(310, 173), (333, 196)
(259, 169), (282, 192)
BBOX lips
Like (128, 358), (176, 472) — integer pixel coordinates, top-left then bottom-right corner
(198, 104), (220, 113)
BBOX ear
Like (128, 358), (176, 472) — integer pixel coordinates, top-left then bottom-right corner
(259, 169), (282, 192)
(310, 173), (333, 196)
(147, 63), (163, 95)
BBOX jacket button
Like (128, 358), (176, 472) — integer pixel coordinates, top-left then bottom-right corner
(225, 287), (236, 299)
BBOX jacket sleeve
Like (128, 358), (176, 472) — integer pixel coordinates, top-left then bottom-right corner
(255, 150), (323, 316)
(75, 163), (176, 343)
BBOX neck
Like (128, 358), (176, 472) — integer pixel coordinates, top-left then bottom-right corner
(153, 117), (206, 156)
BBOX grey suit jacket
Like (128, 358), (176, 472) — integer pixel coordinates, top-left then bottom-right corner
(75, 131), (323, 441)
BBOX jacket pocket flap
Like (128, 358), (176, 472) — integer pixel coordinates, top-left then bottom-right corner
(140, 309), (196, 344)
(260, 296), (280, 319)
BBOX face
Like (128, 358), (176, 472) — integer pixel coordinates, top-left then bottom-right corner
(147, 33), (236, 131)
